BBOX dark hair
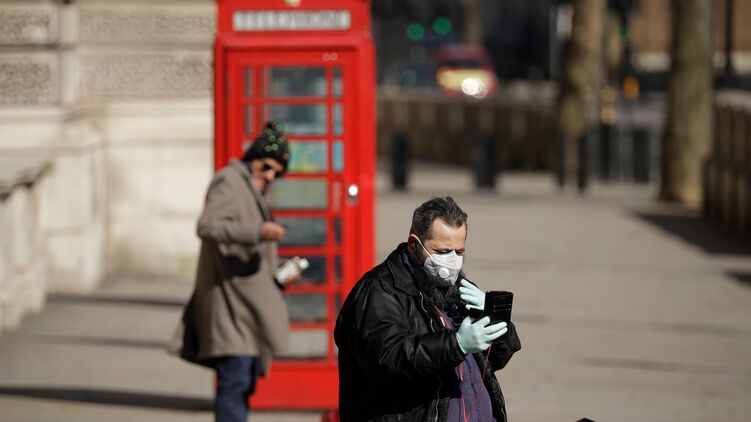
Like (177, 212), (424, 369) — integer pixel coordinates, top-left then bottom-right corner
(410, 196), (468, 240)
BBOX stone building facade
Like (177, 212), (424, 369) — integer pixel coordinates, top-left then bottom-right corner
(0, 0), (216, 293)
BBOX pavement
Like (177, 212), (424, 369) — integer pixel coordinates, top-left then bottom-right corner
(1, 161), (751, 422)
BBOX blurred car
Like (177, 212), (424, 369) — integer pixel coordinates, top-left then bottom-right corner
(432, 44), (499, 99)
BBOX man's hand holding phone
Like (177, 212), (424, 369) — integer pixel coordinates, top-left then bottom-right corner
(459, 279), (485, 311)
(459, 278), (514, 325)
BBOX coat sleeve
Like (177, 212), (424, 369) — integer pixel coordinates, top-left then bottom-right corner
(196, 173), (261, 246)
(487, 321), (521, 371)
(349, 281), (466, 379)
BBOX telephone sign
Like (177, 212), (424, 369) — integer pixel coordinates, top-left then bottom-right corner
(233, 10), (352, 31)
(214, 0), (375, 410)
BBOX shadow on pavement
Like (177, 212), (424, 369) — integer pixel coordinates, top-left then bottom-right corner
(726, 271), (751, 288)
(48, 295), (185, 308)
(0, 386), (212, 411)
(33, 334), (167, 350)
(514, 312), (751, 340)
(634, 211), (751, 256)
(579, 356), (751, 377)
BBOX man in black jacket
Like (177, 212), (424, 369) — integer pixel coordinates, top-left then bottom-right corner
(334, 196), (521, 422)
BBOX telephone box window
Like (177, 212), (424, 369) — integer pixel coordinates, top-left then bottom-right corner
(270, 179), (328, 209)
(244, 68), (253, 97)
(334, 217), (342, 244)
(267, 67), (327, 97)
(334, 256), (342, 283)
(288, 141), (328, 173)
(333, 104), (343, 135)
(280, 331), (328, 359)
(333, 67), (343, 97)
(334, 293), (343, 313)
(267, 104), (327, 134)
(244, 105), (254, 135)
(285, 294), (328, 322)
(276, 217), (328, 246)
(333, 140), (344, 173)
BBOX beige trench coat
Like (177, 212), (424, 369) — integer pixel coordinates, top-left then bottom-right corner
(168, 159), (289, 375)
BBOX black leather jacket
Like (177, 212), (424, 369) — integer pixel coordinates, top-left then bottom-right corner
(334, 244), (521, 421)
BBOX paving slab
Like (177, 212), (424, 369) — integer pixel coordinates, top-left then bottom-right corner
(1, 162), (750, 422)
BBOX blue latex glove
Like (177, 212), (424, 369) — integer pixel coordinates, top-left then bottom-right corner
(455, 316), (508, 354)
(459, 279), (485, 311)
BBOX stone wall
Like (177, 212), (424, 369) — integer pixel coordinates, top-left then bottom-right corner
(0, 2), (60, 105)
(0, 158), (51, 332)
(0, 53), (59, 105)
(0, 0), (217, 301)
(91, 100), (212, 277)
(79, 53), (212, 99)
(0, 109), (107, 293)
(74, 0), (216, 278)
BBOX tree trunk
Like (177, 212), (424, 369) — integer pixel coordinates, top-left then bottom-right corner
(660, 0), (713, 205)
(555, 0), (606, 186)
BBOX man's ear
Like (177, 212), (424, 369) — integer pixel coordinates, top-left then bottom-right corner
(407, 234), (418, 255)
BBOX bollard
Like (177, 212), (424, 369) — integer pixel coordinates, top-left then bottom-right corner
(577, 133), (589, 192)
(473, 134), (497, 189)
(391, 132), (409, 190)
(632, 127), (650, 184)
(555, 131), (565, 188)
(702, 160), (713, 218)
(743, 171), (751, 235)
(599, 123), (614, 181)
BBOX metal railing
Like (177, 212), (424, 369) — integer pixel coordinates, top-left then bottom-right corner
(376, 88), (556, 174)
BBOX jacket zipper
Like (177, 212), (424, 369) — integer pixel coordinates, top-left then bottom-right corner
(418, 292), (436, 333)
(419, 292), (440, 422)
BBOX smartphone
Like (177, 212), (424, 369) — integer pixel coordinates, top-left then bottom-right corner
(484, 291), (513, 324)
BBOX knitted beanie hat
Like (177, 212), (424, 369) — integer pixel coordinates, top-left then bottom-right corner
(242, 120), (291, 171)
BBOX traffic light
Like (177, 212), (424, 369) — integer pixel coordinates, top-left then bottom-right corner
(432, 17), (452, 36)
(405, 22), (425, 42)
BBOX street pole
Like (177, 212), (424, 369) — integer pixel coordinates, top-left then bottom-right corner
(461, 0), (482, 46)
(721, 0), (737, 88)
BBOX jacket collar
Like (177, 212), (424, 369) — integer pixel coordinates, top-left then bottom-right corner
(229, 159), (272, 221)
(386, 242), (421, 296)
(386, 242), (471, 297)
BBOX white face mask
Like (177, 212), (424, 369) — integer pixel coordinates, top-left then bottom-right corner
(414, 237), (463, 286)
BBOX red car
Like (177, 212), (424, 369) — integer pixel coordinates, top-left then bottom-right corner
(432, 44), (499, 99)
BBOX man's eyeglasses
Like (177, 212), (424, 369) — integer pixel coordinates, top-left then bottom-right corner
(260, 162), (283, 178)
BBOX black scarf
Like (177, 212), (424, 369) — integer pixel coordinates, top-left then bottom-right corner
(411, 261), (466, 315)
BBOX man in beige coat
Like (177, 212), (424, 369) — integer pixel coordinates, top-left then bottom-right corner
(169, 121), (293, 422)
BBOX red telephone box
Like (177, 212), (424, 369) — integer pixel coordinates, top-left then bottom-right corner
(214, 0), (375, 410)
